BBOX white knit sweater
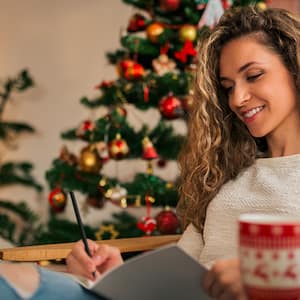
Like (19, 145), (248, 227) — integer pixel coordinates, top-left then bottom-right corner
(178, 154), (300, 267)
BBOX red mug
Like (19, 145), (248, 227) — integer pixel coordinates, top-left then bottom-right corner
(239, 214), (300, 300)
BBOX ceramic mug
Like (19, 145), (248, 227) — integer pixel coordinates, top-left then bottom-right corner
(239, 214), (300, 300)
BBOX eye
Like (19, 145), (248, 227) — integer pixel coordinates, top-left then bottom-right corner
(222, 85), (233, 95)
(247, 72), (263, 82)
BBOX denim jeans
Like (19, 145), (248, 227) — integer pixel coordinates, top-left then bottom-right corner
(0, 266), (106, 300)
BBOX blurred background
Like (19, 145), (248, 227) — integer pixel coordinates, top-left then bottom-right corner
(0, 0), (298, 248)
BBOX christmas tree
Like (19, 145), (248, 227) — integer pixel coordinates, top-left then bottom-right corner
(38, 0), (267, 244)
(0, 70), (43, 246)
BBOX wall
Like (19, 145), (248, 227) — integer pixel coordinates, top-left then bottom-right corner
(269, 0), (299, 12)
(0, 0), (299, 232)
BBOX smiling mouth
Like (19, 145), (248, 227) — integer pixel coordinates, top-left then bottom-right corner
(242, 105), (265, 119)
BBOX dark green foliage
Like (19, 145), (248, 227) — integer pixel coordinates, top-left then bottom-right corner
(0, 70), (42, 245)
(0, 162), (43, 192)
(0, 200), (40, 245)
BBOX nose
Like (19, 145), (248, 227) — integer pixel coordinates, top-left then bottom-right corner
(229, 83), (251, 108)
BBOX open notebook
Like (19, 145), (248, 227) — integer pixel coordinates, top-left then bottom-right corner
(67, 244), (211, 300)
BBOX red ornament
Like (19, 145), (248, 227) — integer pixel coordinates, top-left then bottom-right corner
(159, 94), (183, 119)
(157, 159), (167, 168)
(174, 40), (197, 63)
(118, 59), (144, 80)
(95, 80), (114, 89)
(159, 0), (180, 11)
(137, 216), (157, 235)
(108, 134), (129, 159)
(155, 208), (180, 234)
(48, 187), (67, 213)
(222, 0), (231, 9)
(124, 63), (144, 80)
(76, 120), (95, 139)
(127, 13), (146, 32)
(142, 137), (158, 160)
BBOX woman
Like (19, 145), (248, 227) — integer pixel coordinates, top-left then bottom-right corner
(177, 5), (300, 299)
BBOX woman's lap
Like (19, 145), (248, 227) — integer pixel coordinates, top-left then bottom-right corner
(0, 266), (104, 300)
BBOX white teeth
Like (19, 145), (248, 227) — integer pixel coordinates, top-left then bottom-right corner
(243, 106), (264, 118)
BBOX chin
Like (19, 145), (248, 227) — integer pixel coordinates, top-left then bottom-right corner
(248, 129), (266, 138)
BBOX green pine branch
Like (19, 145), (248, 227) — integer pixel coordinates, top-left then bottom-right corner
(0, 162), (43, 192)
(0, 121), (35, 139)
(0, 200), (40, 245)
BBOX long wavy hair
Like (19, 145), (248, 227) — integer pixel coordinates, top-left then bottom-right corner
(177, 6), (300, 233)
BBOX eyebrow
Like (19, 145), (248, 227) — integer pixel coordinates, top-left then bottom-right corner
(220, 61), (257, 81)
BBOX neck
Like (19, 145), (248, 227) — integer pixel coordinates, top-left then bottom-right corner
(267, 133), (300, 157)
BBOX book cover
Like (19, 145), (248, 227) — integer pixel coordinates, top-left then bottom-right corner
(69, 244), (211, 300)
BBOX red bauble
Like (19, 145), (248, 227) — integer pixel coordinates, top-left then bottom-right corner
(160, 0), (180, 11)
(48, 187), (67, 213)
(118, 59), (144, 80)
(159, 94), (183, 119)
(124, 63), (144, 80)
(156, 208), (180, 234)
(157, 159), (167, 168)
(127, 13), (146, 32)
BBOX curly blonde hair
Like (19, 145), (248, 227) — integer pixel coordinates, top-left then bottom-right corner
(177, 6), (300, 233)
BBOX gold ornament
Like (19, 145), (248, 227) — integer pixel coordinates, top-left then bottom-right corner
(108, 133), (129, 159)
(110, 185), (128, 201)
(256, 2), (267, 10)
(79, 144), (102, 173)
(179, 25), (197, 42)
(166, 182), (174, 189)
(120, 197), (127, 208)
(135, 195), (141, 207)
(95, 225), (119, 240)
(98, 177), (107, 187)
(146, 23), (164, 43)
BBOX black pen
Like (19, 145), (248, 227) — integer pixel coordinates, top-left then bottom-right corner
(69, 191), (96, 278)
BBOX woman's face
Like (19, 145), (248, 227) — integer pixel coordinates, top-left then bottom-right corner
(219, 35), (299, 139)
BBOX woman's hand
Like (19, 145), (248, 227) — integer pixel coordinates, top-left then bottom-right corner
(66, 239), (124, 280)
(202, 258), (247, 300)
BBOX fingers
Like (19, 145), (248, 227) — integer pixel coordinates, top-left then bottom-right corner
(202, 259), (246, 300)
(66, 239), (99, 280)
(66, 240), (124, 281)
(95, 244), (123, 274)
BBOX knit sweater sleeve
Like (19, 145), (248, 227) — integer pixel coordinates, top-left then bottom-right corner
(177, 223), (203, 261)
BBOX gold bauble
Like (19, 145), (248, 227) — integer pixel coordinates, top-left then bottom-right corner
(79, 144), (102, 173)
(256, 2), (267, 10)
(179, 25), (197, 42)
(108, 133), (129, 159)
(146, 23), (164, 43)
